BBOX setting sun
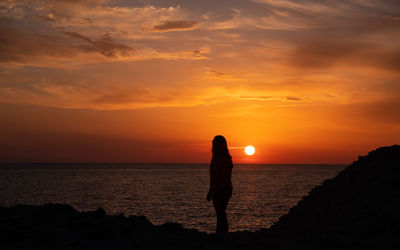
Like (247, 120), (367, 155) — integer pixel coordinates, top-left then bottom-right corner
(244, 146), (255, 156)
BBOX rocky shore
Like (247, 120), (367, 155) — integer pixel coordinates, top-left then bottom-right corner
(1, 145), (399, 249)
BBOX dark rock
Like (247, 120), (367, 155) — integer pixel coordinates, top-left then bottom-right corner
(267, 145), (400, 249)
(127, 215), (153, 228)
(158, 222), (185, 232)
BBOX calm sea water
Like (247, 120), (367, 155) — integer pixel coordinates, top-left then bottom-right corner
(0, 163), (345, 233)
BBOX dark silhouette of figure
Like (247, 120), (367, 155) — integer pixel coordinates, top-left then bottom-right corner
(207, 135), (233, 233)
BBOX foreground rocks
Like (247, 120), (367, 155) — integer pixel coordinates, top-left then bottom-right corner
(1, 145), (399, 249)
(265, 144), (400, 249)
(0, 204), (219, 250)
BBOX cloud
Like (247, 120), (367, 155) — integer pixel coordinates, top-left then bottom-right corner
(239, 95), (273, 100)
(61, 30), (135, 58)
(289, 39), (400, 72)
(238, 95), (302, 102)
(90, 88), (159, 104)
(229, 1), (400, 73)
(203, 67), (244, 81)
(152, 20), (199, 32)
(133, 47), (209, 61)
(208, 69), (227, 77)
(252, 0), (340, 15)
(0, 1), (207, 67)
(235, 0), (400, 33)
(88, 88), (207, 109)
(0, 25), (134, 66)
(286, 96), (301, 101)
(0, 21), (74, 64)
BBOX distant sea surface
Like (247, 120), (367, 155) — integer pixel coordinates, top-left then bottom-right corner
(0, 163), (345, 233)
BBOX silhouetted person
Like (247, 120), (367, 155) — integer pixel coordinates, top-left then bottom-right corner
(207, 135), (233, 233)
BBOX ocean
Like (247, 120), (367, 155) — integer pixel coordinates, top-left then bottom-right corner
(0, 163), (345, 233)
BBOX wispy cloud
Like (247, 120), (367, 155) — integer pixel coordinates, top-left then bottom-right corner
(286, 96), (301, 101)
(151, 20), (199, 32)
(239, 95), (274, 100)
(239, 95), (303, 102)
(203, 67), (244, 81)
(0, 1), (204, 67)
(289, 39), (400, 72)
(61, 30), (135, 58)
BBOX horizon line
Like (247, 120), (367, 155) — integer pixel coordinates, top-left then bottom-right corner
(0, 162), (349, 166)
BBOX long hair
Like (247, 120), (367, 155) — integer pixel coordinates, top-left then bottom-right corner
(212, 135), (232, 161)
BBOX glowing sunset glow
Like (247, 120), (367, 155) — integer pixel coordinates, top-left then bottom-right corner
(0, 0), (399, 164)
(244, 146), (256, 156)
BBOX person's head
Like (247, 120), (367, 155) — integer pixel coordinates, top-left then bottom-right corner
(212, 135), (231, 159)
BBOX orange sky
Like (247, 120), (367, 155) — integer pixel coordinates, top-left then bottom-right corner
(0, 0), (399, 163)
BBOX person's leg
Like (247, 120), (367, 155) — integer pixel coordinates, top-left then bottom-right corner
(220, 187), (232, 232)
(213, 194), (223, 233)
(219, 208), (228, 232)
(220, 192), (229, 232)
(212, 195), (220, 232)
(213, 192), (230, 233)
